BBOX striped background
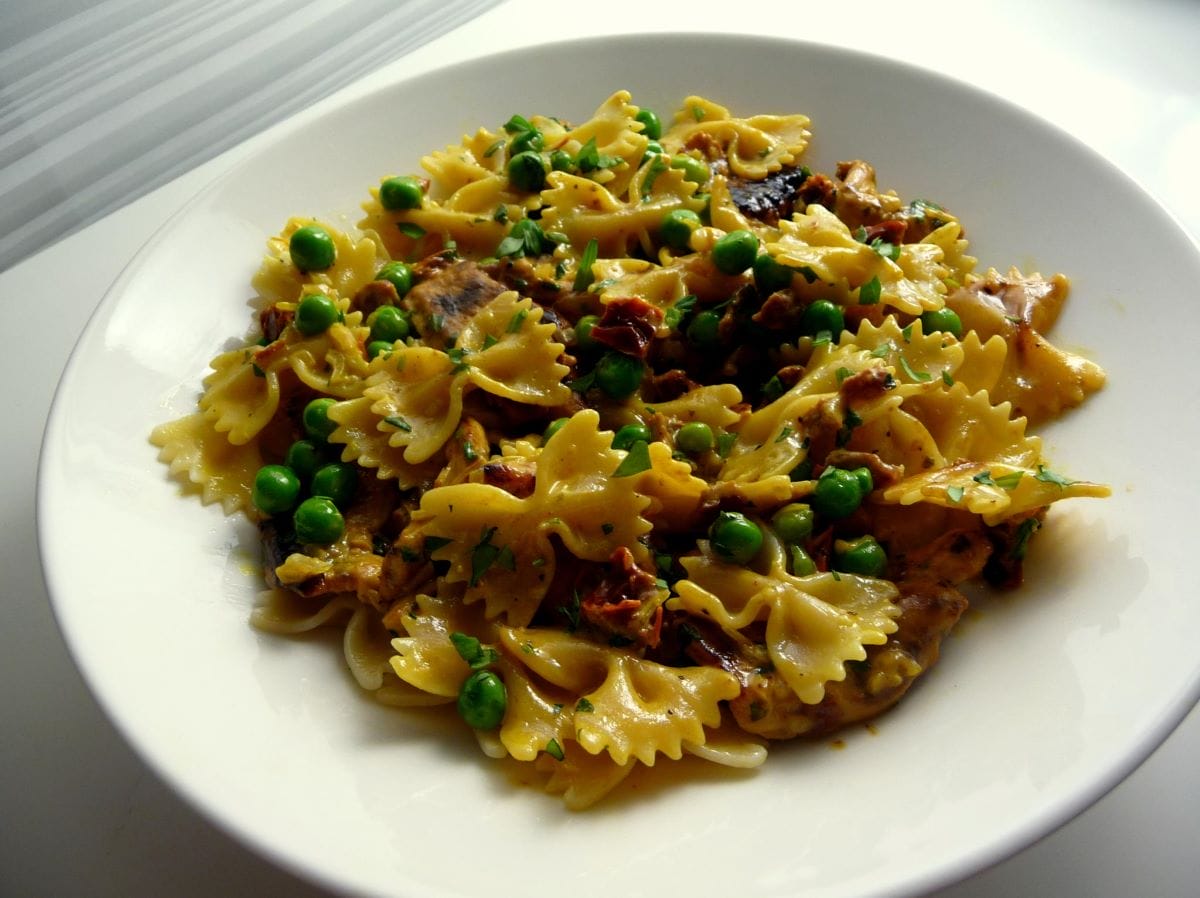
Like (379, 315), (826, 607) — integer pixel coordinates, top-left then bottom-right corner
(0, 0), (500, 272)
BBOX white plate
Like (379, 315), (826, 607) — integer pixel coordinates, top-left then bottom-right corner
(38, 33), (1200, 898)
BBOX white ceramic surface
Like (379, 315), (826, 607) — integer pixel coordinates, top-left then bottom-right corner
(38, 34), (1200, 898)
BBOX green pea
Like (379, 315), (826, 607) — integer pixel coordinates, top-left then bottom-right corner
(376, 261), (414, 297)
(310, 462), (358, 508)
(379, 175), (424, 211)
(293, 496), (345, 544)
(686, 309), (722, 349)
(507, 150), (549, 192)
(457, 669), (507, 729)
(833, 535), (888, 577)
(641, 141), (665, 164)
(294, 293), (340, 336)
(771, 503), (814, 544)
(302, 397), (338, 442)
(251, 465), (301, 516)
(543, 417), (569, 444)
(711, 229), (758, 275)
(694, 191), (712, 224)
(635, 108), (662, 140)
(549, 149), (574, 172)
(790, 545), (818, 576)
(709, 511), (764, 565)
(675, 421), (714, 455)
(369, 305), (410, 343)
(800, 299), (845, 337)
(812, 467), (865, 519)
(670, 154), (710, 186)
(284, 439), (324, 483)
(367, 340), (392, 360)
(753, 253), (793, 294)
(851, 466), (874, 496)
(920, 306), (964, 339)
(613, 422), (653, 450)
(289, 225), (336, 272)
(660, 208), (702, 251)
(594, 351), (644, 400)
(574, 314), (600, 350)
(509, 128), (543, 155)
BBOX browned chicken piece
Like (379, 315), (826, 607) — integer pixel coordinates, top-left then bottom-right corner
(350, 279), (399, 316)
(405, 259), (508, 348)
(727, 165), (813, 225)
(478, 459), (537, 498)
(830, 160), (905, 231)
(729, 580), (969, 739)
(945, 269), (1105, 424)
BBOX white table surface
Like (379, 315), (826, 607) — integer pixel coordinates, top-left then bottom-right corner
(3, 1), (1198, 895)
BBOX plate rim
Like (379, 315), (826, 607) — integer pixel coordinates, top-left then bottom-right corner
(36, 30), (1200, 898)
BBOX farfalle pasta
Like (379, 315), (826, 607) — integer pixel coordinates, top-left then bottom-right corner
(151, 91), (1108, 807)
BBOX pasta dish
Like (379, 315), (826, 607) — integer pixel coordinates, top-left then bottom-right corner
(151, 91), (1108, 807)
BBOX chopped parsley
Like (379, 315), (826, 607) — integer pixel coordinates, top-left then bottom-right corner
(899, 356), (932, 382)
(573, 237), (599, 292)
(468, 526), (514, 587)
(1035, 464), (1076, 488)
(942, 369), (955, 386)
(836, 366), (853, 384)
(641, 154), (669, 200)
(574, 136), (620, 174)
(994, 470), (1025, 490)
(506, 308), (528, 333)
(560, 589), (581, 632)
(836, 408), (863, 447)
(858, 276), (882, 305)
(492, 204), (508, 223)
(446, 346), (471, 373)
(483, 139), (505, 158)
(545, 738), (565, 761)
(568, 370), (596, 394)
(612, 439), (652, 477)
(716, 430), (738, 459)
(761, 374), (785, 402)
(396, 222), (426, 240)
(775, 425), (793, 443)
(575, 698), (595, 713)
(383, 415), (413, 432)
(1011, 517), (1041, 560)
(497, 218), (554, 259)
(946, 485), (965, 503)
(450, 632), (499, 670)
(503, 113), (535, 135)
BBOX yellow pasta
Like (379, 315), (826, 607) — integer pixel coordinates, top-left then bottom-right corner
(151, 90), (1108, 807)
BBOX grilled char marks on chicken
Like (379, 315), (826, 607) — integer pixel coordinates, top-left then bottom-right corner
(727, 165), (813, 226)
(405, 259), (508, 348)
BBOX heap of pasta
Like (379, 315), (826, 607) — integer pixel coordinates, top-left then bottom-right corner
(152, 91), (1108, 807)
